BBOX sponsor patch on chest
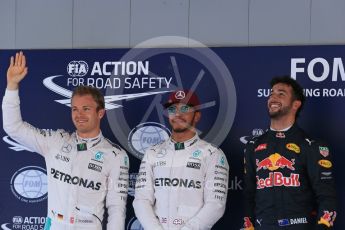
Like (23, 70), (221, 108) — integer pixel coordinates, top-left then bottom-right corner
(186, 162), (201, 169)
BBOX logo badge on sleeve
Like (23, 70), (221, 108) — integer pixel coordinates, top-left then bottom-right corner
(319, 146), (329, 157)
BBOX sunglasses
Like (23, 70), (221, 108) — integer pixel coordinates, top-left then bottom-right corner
(167, 105), (192, 115)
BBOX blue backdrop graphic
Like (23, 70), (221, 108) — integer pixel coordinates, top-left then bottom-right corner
(0, 46), (344, 229)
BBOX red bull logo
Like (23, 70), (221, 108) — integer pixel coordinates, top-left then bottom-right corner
(257, 172), (300, 189)
(256, 158), (273, 171)
(256, 153), (295, 171)
(256, 153), (299, 189)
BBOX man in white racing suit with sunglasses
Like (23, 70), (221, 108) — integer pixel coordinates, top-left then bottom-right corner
(133, 89), (229, 230)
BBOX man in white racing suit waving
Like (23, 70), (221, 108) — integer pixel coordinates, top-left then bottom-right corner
(133, 89), (229, 230)
(2, 52), (129, 230)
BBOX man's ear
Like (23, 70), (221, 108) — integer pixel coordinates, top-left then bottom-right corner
(293, 100), (301, 111)
(194, 111), (201, 123)
(98, 109), (105, 119)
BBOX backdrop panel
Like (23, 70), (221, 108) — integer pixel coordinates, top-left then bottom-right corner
(0, 45), (344, 229)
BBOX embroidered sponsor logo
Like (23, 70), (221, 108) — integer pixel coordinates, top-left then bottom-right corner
(192, 150), (201, 158)
(50, 168), (101, 190)
(88, 163), (102, 172)
(93, 151), (104, 162)
(55, 154), (70, 163)
(219, 156), (225, 166)
(256, 153), (295, 171)
(256, 172), (300, 189)
(154, 178), (201, 189)
(319, 146), (329, 157)
(186, 162), (201, 169)
(318, 160), (332, 168)
(255, 143), (267, 152)
(286, 143), (300, 154)
(61, 143), (72, 153)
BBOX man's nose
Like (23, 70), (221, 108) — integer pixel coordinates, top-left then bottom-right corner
(269, 93), (277, 100)
(75, 109), (84, 116)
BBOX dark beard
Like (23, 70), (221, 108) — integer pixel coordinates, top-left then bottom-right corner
(171, 113), (196, 133)
(269, 105), (291, 119)
(173, 127), (189, 133)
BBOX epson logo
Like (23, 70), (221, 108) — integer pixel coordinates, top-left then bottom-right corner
(88, 163), (102, 172)
(291, 57), (345, 82)
(186, 162), (201, 169)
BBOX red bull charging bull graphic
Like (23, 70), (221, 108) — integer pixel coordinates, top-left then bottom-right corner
(256, 153), (300, 189)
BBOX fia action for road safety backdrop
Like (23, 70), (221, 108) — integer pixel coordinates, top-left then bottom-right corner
(0, 41), (344, 229)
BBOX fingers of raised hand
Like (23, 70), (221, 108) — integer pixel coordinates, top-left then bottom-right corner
(14, 51), (25, 67)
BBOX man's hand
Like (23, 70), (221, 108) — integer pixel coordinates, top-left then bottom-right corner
(7, 51), (28, 90)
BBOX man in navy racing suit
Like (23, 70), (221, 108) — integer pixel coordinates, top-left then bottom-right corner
(243, 76), (337, 230)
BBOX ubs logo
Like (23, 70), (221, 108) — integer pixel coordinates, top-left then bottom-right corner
(55, 154), (70, 163)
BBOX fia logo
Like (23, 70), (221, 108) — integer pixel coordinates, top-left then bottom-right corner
(67, 61), (88, 77)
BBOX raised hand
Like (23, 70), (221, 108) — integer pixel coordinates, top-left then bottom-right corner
(7, 51), (28, 90)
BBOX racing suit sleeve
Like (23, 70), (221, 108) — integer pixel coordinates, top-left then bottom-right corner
(133, 150), (163, 230)
(243, 142), (256, 229)
(305, 141), (337, 228)
(2, 89), (59, 156)
(106, 150), (129, 230)
(183, 149), (229, 230)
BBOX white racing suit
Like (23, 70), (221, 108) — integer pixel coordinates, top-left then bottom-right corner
(2, 89), (129, 230)
(133, 135), (229, 230)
